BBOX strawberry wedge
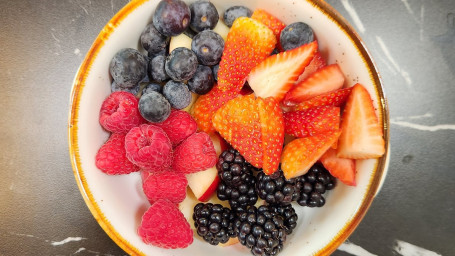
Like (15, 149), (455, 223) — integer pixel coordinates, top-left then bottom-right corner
(217, 17), (276, 93)
(248, 41), (318, 101)
(251, 9), (286, 46)
(337, 83), (385, 159)
(283, 106), (340, 138)
(284, 63), (345, 105)
(320, 148), (356, 186)
(291, 87), (352, 111)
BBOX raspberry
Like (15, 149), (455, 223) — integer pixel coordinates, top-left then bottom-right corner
(95, 133), (139, 175)
(142, 171), (188, 204)
(138, 199), (193, 249)
(99, 91), (144, 133)
(125, 124), (173, 172)
(172, 132), (217, 174)
(155, 110), (197, 147)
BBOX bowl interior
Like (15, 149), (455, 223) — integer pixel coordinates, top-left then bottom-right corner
(68, 0), (389, 255)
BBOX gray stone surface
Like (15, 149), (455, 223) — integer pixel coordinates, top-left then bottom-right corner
(0, 0), (453, 255)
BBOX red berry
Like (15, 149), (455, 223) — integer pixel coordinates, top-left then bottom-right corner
(138, 199), (193, 249)
(173, 132), (217, 174)
(125, 124), (173, 172)
(155, 110), (197, 147)
(95, 133), (140, 175)
(99, 91), (144, 133)
(142, 171), (188, 204)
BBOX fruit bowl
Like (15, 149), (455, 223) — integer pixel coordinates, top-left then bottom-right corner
(68, 0), (390, 255)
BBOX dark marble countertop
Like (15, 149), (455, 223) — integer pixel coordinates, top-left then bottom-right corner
(1, 0), (454, 255)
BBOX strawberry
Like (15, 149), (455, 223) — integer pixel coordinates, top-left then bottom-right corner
(283, 64), (345, 105)
(173, 132), (217, 174)
(283, 106), (340, 137)
(291, 87), (352, 111)
(217, 17), (276, 93)
(191, 85), (238, 133)
(320, 148), (356, 186)
(248, 41), (318, 102)
(212, 95), (284, 174)
(296, 51), (327, 83)
(281, 130), (340, 179)
(251, 9), (286, 45)
(337, 84), (385, 159)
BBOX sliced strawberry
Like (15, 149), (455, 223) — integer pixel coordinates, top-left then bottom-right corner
(191, 85), (238, 133)
(337, 84), (385, 159)
(292, 87), (352, 111)
(283, 64), (345, 105)
(217, 17), (276, 93)
(212, 94), (263, 167)
(248, 41), (318, 102)
(257, 97), (284, 175)
(320, 148), (356, 186)
(281, 130), (340, 179)
(251, 9), (286, 45)
(283, 106), (340, 137)
(296, 51), (327, 83)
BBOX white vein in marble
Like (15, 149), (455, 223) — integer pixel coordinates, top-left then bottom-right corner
(340, 0), (366, 33)
(338, 240), (378, 256)
(393, 240), (442, 256)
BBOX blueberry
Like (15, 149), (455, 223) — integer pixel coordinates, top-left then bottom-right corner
(140, 23), (170, 55)
(142, 83), (162, 95)
(138, 91), (171, 123)
(223, 6), (252, 27)
(191, 30), (224, 66)
(149, 55), (169, 82)
(189, 0), (219, 32)
(162, 80), (192, 109)
(280, 22), (314, 51)
(212, 64), (219, 81)
(109, 48), (147, 88)
(111, 81), (140, 96)
(188, 65), (215, 95)
(165, 47), (198, 81)
(153, 0), (191, 36)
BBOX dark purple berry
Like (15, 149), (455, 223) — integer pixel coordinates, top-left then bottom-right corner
(109, 48), (147, 88)
(162, 80), (192, 109)
(140, 23), (170, 54)
(223, 6), (252, 27)
(187, 65), (214, 95)
(280, 22), (314, 51)
(153, 0), (191, 36)
(149, 55), (169, 82)
(191, 30), (224, 65)
(212, 64), (219, 81)
(142, 83), (162, 95)
(111, 81), (140, 96)
(138, 91), (171, 123)
(165, 47), (198, 81)
(189, 0), (219, 32)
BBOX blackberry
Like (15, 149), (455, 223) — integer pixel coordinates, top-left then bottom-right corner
(235, 205), (286, 256)
(216, 149), (258, 188)
(268, 204), (298, 235)
(256, 169), (300, 205)
(193, 203), (237, 245)
(217, 179), (258, 213)
(295, 163), (337, 207)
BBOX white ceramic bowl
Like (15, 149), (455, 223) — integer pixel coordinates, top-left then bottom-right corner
(68, 0), (390, 255)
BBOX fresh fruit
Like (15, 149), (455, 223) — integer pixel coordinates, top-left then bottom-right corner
(140, 23), (170, 55)
(142, 171), (188, 204)
(109, 48), (147, 88)
(169, 33), (192, 52)
(217, 175), (258, 212)
(223, 6), (253, 27)
(291, 87), (352, 111)
(294, 163), (337, 207)
(212, 19), (230, 41)
(189, 0), (219, 32)
(152, 0), (191, 36)
(283, 106), (340, 138)
(110, 81), (140, 96)
(183, 92), (199, 113)
(216, 149), (260, 188)
(280, 22), (314, 51)
(217, 17), (276, 93)
(138, 91), (171, 123)
(188, 65), (215, 95)
(209, 132), (229, 156)
(165, 47), (198, 82)
(125, 124), (173, 172)
(247, 41), (318, 101)
(138, 199), (193, 249)
(191, 30), (225, 66)
(320, 148), (356, 186)
(191, 85), (238, 133)
(178, 189), (198, 230)
(155, 110), (197, 146)
(337, 83), (385, 158)
(193, 203), (237, 245)
(281, 130), (341, 179)
(142, 82), (162, 95)
(235, 205), (286, 256)
(296, 51), (326, 83)
(267, 204), (298, 235)
(212, 95), (284, 175)
(255, 170), (300, 205)
(251, 9), (286, 44)
(162, 80), (192, 110)
(173, 132), (217, 174)
(149, 55), (169, 83)
(186, 166), (220, 202)
(212, 64), (219, 81)
(284, 64), (345, 105)
(95, 133), (140, 175)
(99, 91), (143, 133)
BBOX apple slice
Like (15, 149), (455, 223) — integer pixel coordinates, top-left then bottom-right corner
(169, 33), (192, 52)
(212, 19), (230, 41)
(209, 132), (229, 156)
(178, 189), (198, 231)
(187, 166), (220, 202)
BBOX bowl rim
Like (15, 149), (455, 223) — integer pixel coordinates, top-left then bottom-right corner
(68, 0), (390, 255)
